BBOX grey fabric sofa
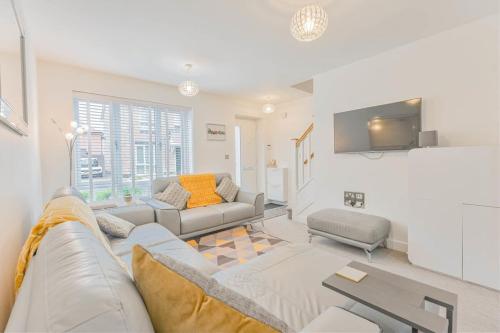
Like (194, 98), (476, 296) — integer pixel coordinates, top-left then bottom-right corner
(6, 190), (381, 332)
(144, 173), (265, 239)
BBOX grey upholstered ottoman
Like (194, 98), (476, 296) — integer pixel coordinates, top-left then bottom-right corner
(307, 209), (390, 262)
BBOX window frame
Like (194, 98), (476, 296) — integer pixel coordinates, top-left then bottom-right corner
(72, 92), (193, 202)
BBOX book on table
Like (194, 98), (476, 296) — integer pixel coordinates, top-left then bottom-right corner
(335, 266), (368, 283)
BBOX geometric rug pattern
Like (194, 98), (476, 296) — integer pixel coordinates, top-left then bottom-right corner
(186, 226), (287, 269)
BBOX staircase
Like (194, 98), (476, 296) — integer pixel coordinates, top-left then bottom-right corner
(291, 124), (315, 220)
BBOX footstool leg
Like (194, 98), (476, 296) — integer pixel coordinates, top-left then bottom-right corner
(364, 249), (372, 263)
(308, 232), (313, 243)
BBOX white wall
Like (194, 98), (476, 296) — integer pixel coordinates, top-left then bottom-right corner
(313, 15), (499, 252)
(264, 97), (313, 168)
(0, 1), (42, 329)
(37, 61), (263, 201)
(263, 97), (313, 204)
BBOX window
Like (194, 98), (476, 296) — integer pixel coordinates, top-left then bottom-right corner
(73, 93), (193, 202)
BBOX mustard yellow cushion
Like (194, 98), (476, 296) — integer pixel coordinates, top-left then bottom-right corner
(179, 173), (222, 209)
(132, 245), (286, 333)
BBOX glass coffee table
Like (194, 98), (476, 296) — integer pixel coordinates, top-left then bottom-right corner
(323, 261), (457, 333)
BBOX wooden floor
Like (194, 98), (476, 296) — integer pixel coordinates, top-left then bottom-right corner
(259, 216), (500, 333)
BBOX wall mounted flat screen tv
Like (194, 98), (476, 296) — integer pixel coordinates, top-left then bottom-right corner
(334, 98), (422, 153)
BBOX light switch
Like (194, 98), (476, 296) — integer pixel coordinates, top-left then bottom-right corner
(225, 154), (230, 160)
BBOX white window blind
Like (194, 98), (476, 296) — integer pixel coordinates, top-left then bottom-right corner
(73, 93), (193, 202)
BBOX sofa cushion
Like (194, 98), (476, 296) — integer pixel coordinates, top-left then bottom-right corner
(105, 204), (155, 226)
(96, 212), (136, 238)
(132, 246), (290, 333)
(212, 202), (255, 224)
(307, 209), (390, 244)
(117, 230), (221, 276)
(216, 177), (239, 202)
(109, 223), (178, 256)
(7, 222), (154, 332)
(154, 182), (191, 210)
(180, 206), (223, 234)
(300, 307), (380, 332)
(214, 244), (354, 332)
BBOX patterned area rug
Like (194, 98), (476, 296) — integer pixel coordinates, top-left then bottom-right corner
(186, 226), (287, 269)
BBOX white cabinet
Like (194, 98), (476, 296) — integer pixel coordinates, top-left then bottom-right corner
(409, 199), (462, 278)
(463, 204), (500, 290)
(408, 146), (500, 289)
(267, 168), (288, 203)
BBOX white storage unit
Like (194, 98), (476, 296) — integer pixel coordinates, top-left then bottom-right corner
(408, 146), (500, 289)
(462, 204), (500, 290)
(267, 167), (288, 203)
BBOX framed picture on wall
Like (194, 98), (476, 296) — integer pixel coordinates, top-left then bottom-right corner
(207, 123), (226, 141)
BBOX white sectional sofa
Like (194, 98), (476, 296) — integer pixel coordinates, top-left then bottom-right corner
(6, 192), (381, 332)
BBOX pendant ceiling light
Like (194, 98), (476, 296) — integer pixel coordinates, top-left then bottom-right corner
(290, 4), (328, 42)
(178, 64), (200, 97)
(262, 103), (276, 114)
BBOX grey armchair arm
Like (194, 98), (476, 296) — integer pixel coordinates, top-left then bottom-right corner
(143, 198), (181, 236)
(235, 191), (264, 217)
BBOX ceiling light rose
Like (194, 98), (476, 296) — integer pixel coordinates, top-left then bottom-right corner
(262, 103), (276, 114)
(178, 64), (200, 97)
(290, 4), (328, 42)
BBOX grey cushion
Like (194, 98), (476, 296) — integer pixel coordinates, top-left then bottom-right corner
(154, 182), (190, 210)
(216, 177), (239, 202)
(212, 202), (255, 224)
(96, 212), (136, 238)
(109, 223), (178, 256)
(307, 209), (390, 244)
(180, 206), (223, 234)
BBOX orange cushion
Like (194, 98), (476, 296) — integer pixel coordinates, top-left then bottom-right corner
(179, 173), (222, 209)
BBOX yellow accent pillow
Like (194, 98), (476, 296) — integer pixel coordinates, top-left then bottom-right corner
(132, 245), (284, 333)
(179, 173), (222, 208)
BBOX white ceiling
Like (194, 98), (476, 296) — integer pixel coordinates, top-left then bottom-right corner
(23, 0), (497, 104)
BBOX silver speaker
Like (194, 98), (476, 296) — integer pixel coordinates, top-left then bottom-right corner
(419, 130), (438, 148)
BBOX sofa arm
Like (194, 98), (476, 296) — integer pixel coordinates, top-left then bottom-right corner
(300, 307), (380, 333)
(143, 198), (181, 236)
(105, 204), (155, 226)
(235, 191), (264, 217)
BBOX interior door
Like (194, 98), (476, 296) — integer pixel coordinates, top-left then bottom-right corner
(235, 118), (257, 193)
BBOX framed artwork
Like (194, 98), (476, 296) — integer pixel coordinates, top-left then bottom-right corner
(0, 1), (28, 136)
(207, 123), (226, 141)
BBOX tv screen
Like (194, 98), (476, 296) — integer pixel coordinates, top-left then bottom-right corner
(334, 98), (422, 153)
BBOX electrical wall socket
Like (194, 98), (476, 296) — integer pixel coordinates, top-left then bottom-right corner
(344, 191), (365, 208)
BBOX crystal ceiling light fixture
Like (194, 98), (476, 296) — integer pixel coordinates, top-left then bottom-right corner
(262, 98), (276, 114)
(178, 64), (200, 97)
(290, 4), (328, 42)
